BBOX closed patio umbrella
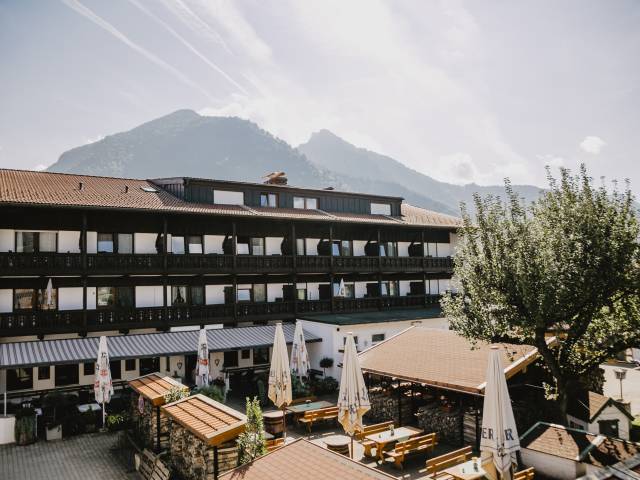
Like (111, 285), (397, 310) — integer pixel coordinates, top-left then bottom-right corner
(196, 328), (209, 388)
(45, 278), (54, 307)
(480, 346), (520, 479)
(94, 336), (114, 431)
(268, 322), (292, 439)
(335, 278), (346, 297)
(290, 321), (310, 383)
(337, 332), (371, 458)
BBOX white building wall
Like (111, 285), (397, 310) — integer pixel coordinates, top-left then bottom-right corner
(397, 242), (410, 257)
(520, 449), (586, 480)
(87, 287), (97, 309)
(450, 233), (459, 256)
(0, 229), (14, 251)
(306, 283), (322, 301)
(305, 238), (320, 256)
(204, 235), (225, 254)
(58, 287), (83, 310)
(33, 367), (55, 391)
(437, 242), (452, 257)
(206, 285), (226, 304)
(353, 241), (367, 257)
(134, 233), (158, 254)
(399, 280), (412, 297)
(86, 232), (97, 254)
(589, 405), (632, 440)
(267, 284), (285, 302)
(0, 290), (12, 313)
(265, 237), (283, 255)
(355, 282), (367, 299)
(58, 231), (81, 253)
(135, 286), (164, 308)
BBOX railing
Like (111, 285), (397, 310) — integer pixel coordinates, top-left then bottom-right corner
(0, 252), (84, 274)
(333, 256), (379, 272)
(236, 301), (294, 318)
(235, 255), (293, 272)
(296, 299), (332, 314)
(0, 309), (84, 332)
(295, 255), (331, 272)
(425, 257), (454, 269)
(87, 254), (164, 273)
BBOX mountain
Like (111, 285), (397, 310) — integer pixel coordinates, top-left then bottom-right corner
(298, 129), (543, 213)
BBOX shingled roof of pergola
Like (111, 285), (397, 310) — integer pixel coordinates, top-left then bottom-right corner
(128, 372), (188, 407)
(358, 327), (548, 395)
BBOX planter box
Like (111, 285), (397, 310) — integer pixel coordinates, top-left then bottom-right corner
(0, 415), (16, 445)
(46, 424), (62, 441)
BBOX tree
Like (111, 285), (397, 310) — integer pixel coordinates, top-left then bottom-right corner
(236, 397), (267, 465)
(442, 166), (640, 422)
(319, 357), (334, 376)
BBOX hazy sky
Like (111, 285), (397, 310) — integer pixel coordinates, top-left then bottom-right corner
(1, 1), (639, 189)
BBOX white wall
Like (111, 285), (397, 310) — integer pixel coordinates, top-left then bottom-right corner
(267, 283), (285, 302)
(399, 280), (411, 296)
(306, 283), (322, 301)
(135, 286), (164, 308)
(86, 232), (97, 254)
(305, 238), (320, 256)
(437, 242), (452, 257)
(204, 235), (225, 254)
(520, 449), (586, 480)
(265, 237), (283, 255)
(58, 231), (81, 253)
(0, 229), (14, 252)
(33, 367), (55, 391)
(353, 241), (367, 257)
(213, 190), (244, 205)
(449, 233), (459, 256)
(58, 287), (83, 310)
(134, 233), (158, 254)
(398, 242), (410, 257)
(206, 285), (227, 304)
(355, 282), (367, 299)
(589, 405), (632, 440)
(0, 290), (12, 313)
(87, 287), (97, 309)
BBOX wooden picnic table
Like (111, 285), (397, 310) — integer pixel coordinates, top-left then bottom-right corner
(285, 400), (334, 415)
(364, 426), (423, 462)
(441, 458), (487, 480)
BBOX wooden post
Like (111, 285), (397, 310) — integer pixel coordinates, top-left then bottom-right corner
(397, 378), (402, 426)
(81, 212), (87, 270)
(213, 445), (219, 480)
(156, 406), (161, 452)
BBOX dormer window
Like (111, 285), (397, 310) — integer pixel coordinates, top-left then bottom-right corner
(371, 202), (391, 215)
(213, 189), (244, 205)
(260, 192), (278, 207)
(293, 196), (318, 209)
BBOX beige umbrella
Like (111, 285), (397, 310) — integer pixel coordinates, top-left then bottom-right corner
(290, 321), (310, 383)
(94, 336), (114, 431)
(268, 322), (292, 439)
(480, 346), (520, 479)
(337, 332), (371, 458)
(45, 278), (54, 307)
(196, 328), (209, 388)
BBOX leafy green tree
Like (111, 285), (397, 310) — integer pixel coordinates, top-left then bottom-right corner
(236, 397), (267, 465)
(442, 166), (640, 422)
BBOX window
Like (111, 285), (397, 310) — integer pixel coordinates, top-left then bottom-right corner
(250, 238), (264, 255)
(125, 359), (136, 371)
(6, 368), (33, 391)
(15, 231), (57, 253)
(379, 242), (397, 257)
(241, 349), (251, 359)
(172, 285), (204, 306)
(224, 350), (238, 368)
(118, 233), (133, 254)
(97, 233), (114, 253)
(110, 361), (122, 380)
(191, 286), (204, 306)
(237, 288), (251, 302)
(260, 193), (278, 207)
(98, 286), (114, 308)
(97, 287), (133, 308)
(599, 420), (619, 437)
(38, 366), (51, 380)
(293, 196), (317, 209)
(333, 282), (355, 298)
(83, 362), (95, 376)
(253, 347), (269, 364)
(372, 333), (385, 343)
(171, 236), (185, 254)
(13, 288), (57, 311)
(343, 336), (359, 347)
(296, 286), (307, 301)
(213, 189), (244, 205)
(188, 236), (203, 254)
(332, 240), (352, 256)
(166, 356), (171, 372)
(371, 203), (392, 215)
(116, 286), (134, 308)
(139, 357), (160, 376)
(380, 281), (398, 296)
(296, 238), (306, 255)
(253, 284), (266, 303)
(55, 364), (79, 386)
(172, 286), (187, 305)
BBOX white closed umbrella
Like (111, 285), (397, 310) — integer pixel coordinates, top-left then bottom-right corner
(46, 278), (54, 307)
(337, 332), (371, 458)
(196, 328), (210, 388)
(335, 278), (346, 297)
(290, 321), (310, 382)
(268, 323), (292, 439)
(480, 346), (520, 479)
(94, 336), (114, 431)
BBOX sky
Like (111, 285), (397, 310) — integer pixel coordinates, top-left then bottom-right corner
(0, 0), (639, 190)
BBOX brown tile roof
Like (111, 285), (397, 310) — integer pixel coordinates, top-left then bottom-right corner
(358, 327), (542, 394)
(521, 423), (640, 468)
(128, 372), (188, 406)
(220, 438), (396, 480)
(0, 169), (461, 228)
(161, 394), (246, 446)
(569, 391), (634, 423)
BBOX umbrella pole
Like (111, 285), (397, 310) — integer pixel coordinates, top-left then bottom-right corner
(102, 401), (106, 430)
(281, 406), (287, 442)
(350, 434), (354, 459)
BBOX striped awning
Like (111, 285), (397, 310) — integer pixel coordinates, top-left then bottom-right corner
(0, 323), (321, 369)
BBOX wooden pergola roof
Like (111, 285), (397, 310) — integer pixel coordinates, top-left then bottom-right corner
(161, 394), (246, 446)
(128, 372), (188, 407)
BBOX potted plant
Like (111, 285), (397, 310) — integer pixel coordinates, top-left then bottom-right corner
(43, 392), (68, 441)
(14, 407), (37, 446)
(319, 357), (334, 377)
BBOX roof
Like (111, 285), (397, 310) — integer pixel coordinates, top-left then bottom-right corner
(0, 169), (462, 228)
(358, 327), (544, 394)
(0, 323), (321, 369)
(220, 438), (396, 480)
(521, 422), (640, 469)
(128, 372), (188, 406)
(161, 394), (246, 446)
(299, 306), (445, 326)
(578, 454), (640, 479)
(569, 391), (635, 423)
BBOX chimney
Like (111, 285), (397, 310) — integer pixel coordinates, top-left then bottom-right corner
(263, 171), (288, 185)
(124, 185), (129, 193)
(78, 182), (84, 191)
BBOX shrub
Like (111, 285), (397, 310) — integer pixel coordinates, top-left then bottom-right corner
(193, 385), (224, 403)
(291, 375), (310, 399)
(312, 376), (338, 395)
(14, 407), (37, 446)
(236, 397), (267, 465)
(106, 411), (130, 431)
(319, 357), (334, 376)
(164, 386), (190, 404)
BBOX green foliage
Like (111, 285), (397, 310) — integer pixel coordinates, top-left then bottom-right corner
(442, 165), (640, 421)
(106, 412), (130, 431)
(312, 376), (339, 395)
(163, 385), (190, 404)
(193, 385), (224, 403)
(14, 408), (36, 446)
(319, 357), (334, 375)
(632, 416), (640, 442)
(236, 397), (267, 465)
(43, 392), (74, 428)
(291, 375), (310, 399)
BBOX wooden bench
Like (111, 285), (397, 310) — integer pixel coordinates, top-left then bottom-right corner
(514, 467), (535, 480)
(384, 432), (438, 469)
(138, 449), (171, 480)
(298, 406), (339, 433)
(355, 421), (394, 457)
(424, 446), (473, 479)
(265, 437), (285, 452)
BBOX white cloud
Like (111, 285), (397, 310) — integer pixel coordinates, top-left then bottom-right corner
(432, 152), (480, 185)
(580, 136), (606, 155)
(33, 164), (48, 171)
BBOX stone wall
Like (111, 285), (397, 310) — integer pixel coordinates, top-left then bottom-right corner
(365, 387), (412, 425)
(415, 403), (463, 446)
(130, 394), (170, 450)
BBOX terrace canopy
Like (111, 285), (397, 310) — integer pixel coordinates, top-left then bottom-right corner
(129, 372), (187, 407)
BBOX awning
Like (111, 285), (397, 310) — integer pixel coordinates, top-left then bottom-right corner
(0, 323), (321, 369)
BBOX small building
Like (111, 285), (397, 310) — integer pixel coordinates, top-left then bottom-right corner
(568, 391), (635, 440)
(299, 307), (448, 378)
(220, 438), (396, 480)
(128, 372), (188, 451)
(162, 394), (246, 479)
(520, 422), (640, 480)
